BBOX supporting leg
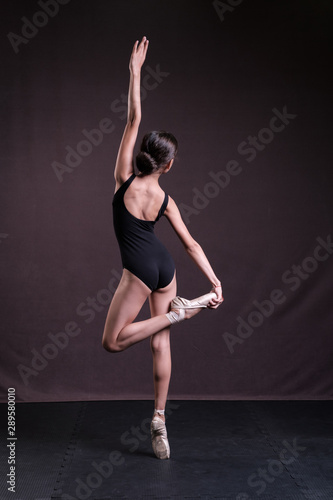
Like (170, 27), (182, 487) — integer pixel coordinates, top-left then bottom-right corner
(149, 272), (177, 420)
(150, 330), (171, 421)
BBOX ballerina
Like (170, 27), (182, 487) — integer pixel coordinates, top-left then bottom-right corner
(102, 36), (223, 459)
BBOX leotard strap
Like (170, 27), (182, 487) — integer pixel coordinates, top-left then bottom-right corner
(155, 192), (169, 221)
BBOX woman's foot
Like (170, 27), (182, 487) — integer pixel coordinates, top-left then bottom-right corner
(171, 307), (203, 320)
(171, 291), (217, 309)
(151, 411), (170, 460)
(166, 292), (217, 324)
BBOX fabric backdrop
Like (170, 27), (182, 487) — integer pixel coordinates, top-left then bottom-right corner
(1, 0), (332, 402)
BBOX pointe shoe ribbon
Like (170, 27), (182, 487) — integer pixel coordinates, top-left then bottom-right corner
(170, 291), (217, 310)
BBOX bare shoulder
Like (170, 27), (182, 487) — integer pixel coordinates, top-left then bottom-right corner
(164, 195), (184, 224)
(164, 195), (177, 213)
(114, 173), (134, 194)
(163, 195), (196, 249)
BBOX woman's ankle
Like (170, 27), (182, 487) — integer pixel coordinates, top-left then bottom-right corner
(166, 309), (185, 324)
(153, 409), (165, 421)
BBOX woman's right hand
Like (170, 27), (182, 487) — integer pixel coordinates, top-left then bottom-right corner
(208, 282), (224, 309)
(129, 36), (149, 75)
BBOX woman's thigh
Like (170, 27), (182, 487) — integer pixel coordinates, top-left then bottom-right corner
(149, 271), (177, 350)
(149, 270), (177, 316)
(102, 268), (152, 345)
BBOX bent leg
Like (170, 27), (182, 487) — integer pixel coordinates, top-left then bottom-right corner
(102, 269), (173, 352)
(149, 272), (177, 415)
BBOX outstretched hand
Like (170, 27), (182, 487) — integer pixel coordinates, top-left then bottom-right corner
(129, 36), (149, 75)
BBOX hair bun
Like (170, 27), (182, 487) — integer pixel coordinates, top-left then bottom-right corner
(136, 151), (157, 175)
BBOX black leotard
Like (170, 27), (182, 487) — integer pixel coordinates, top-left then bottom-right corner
(112, 173), (175, 291)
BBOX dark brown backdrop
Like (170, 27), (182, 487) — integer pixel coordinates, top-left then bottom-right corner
(1, 0), (332, 402)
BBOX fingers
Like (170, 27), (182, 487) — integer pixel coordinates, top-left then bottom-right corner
(143, 38), (149, 56)
(130, 40), (139, 60)
(210, 287), (223, 302)
(131, 36), (145, 55)
(208, 302), (218, 308)
(138, 36), (149, 54)
(129, 36), (149, 72)
(207, 290), (224, 308)
(137, 36), (147, 48)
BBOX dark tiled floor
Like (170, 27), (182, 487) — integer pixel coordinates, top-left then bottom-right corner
(0, 400), (332, 499)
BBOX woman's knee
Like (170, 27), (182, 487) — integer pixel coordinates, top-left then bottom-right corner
(102, 336), (123, 353)
(151, 330), (170, 354)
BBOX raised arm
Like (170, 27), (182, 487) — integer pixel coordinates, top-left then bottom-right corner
(114, 36), (149, 186)
(164, 197), (224, 308)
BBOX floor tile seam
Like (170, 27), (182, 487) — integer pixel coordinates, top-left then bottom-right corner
(251, 403), (332, 499)
(51, 401), (88, 497)
(246, 402), (313, 500)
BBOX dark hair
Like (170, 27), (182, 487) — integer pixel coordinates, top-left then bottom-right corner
(136, 131), (178, 176)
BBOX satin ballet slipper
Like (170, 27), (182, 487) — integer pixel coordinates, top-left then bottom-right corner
(165, 291), (217, 324)
(171, 291), (217, 310)
(151, 413), (170, 460)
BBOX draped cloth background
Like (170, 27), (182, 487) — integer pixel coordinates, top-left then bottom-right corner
(1, 0), (332, 402)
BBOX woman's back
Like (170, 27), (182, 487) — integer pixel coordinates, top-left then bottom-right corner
(112, 173), (173, 291)
(119, 174), (166, 222)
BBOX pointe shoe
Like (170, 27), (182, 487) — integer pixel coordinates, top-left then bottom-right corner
(151, 416), (170, 460)
(170, 291), (217, 310)
(165, 292), (218, 325)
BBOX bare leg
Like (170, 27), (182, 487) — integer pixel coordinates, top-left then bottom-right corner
(102, 269), (204, 353)
(149, 272), (177, 419)
(102, 269), (170, 352)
